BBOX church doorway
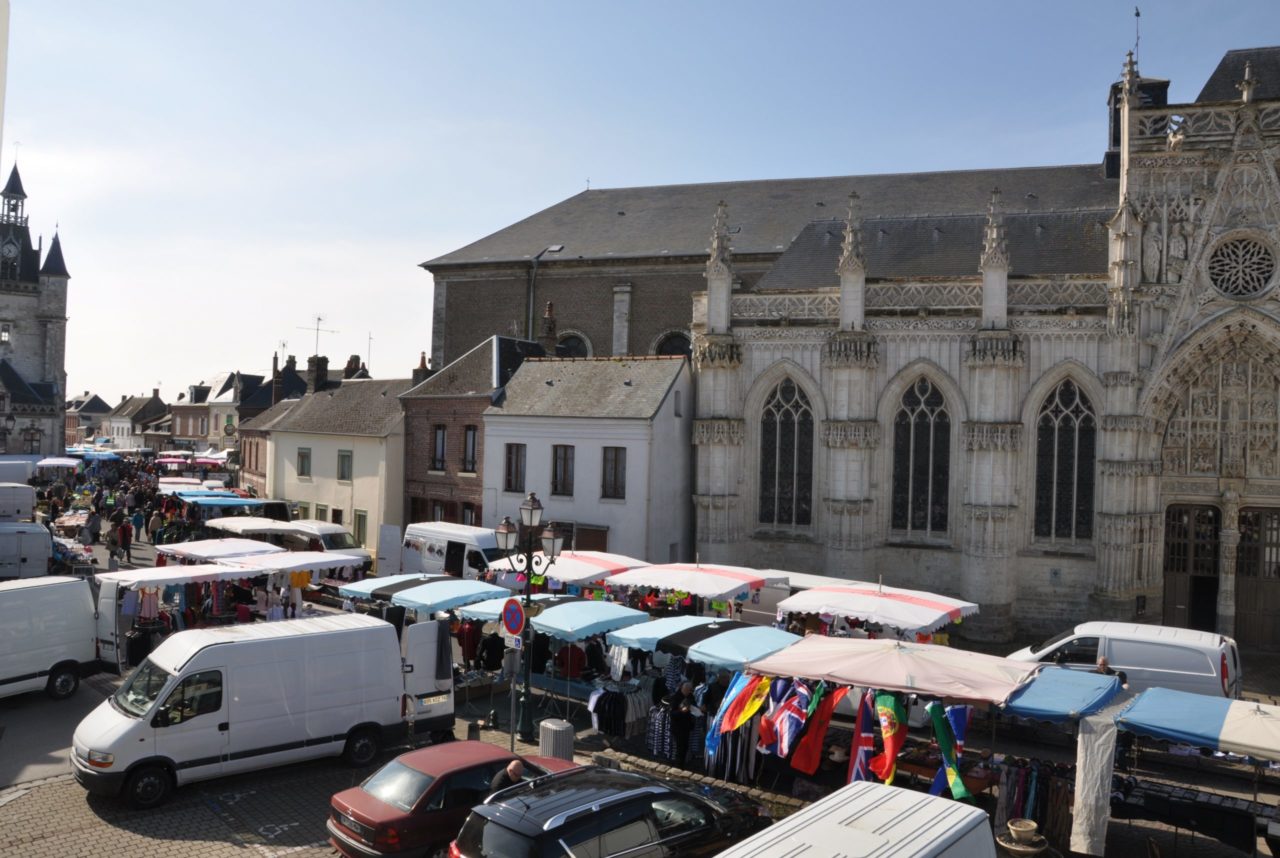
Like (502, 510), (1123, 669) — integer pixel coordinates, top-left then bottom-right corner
(1162, 505), (1220, 632)
(1235, 508), (1280, 649)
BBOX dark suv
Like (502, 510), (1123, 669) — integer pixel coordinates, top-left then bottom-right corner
(449, 767), (771, 858)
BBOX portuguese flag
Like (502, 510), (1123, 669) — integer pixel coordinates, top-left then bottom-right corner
(868, 692), (908, 784)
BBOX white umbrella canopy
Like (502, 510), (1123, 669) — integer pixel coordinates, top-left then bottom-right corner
(605, 563), (786, 600)
(777, 583), (979, 634)
(745, 636), (1038, 704)
(488, 550), (648, 586)
(155, 538), (285, 561)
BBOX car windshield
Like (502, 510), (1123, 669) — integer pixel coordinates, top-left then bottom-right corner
(323, 532), (358, 550)
(361, 760), (435, 813)
(481, 548), (506, 564)
(1029, 628), (1077, 654)
(114, 658), (173, 717)
(455, 814), (541, 858)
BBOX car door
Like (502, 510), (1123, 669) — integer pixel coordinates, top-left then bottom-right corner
(559, 801), (663, 858)
(418, 764), (499, 849)
(648, 795), (721, 856)
(152, 668), (228, 783)
(1044, 636), (1099, 671)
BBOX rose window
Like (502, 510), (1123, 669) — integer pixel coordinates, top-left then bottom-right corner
(1208, 239), (1275, 297)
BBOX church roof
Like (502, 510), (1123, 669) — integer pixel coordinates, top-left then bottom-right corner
(757, 209), (1112, 289)
(425, 164), (1116, 269)
(0, 359), (55, 407)
(1197, 47), (1280, 103)
(489, 357), (685, 420)
(2, 165), (26, 200)
(40, 233), (69, 278)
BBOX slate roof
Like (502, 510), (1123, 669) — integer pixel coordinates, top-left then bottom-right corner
(488, 357), (685, 420)
(402, 336), (545, 399)
(239, 397), (299, 433)
(108, 395), (163, 420)
(239, 365), (308, 410)
(757, 209), (1112, 289)
(2, 165), (25, 199)
(66, 391), (112, 413)
(0, 360), (53, 406)
(1197, 47), (1280, 103)
(254, 378), (414, 437)
(426, 164), (1116, 269)
(40, 233), (68, 278)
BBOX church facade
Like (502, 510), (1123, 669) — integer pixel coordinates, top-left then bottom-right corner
(426, 47), (1280, 647)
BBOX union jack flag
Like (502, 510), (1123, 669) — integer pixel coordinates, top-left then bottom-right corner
(848, 690), (877, 783)
(774, 680), (811, 759)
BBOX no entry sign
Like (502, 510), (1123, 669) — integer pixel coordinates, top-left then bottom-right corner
(501, 598), (525, 637)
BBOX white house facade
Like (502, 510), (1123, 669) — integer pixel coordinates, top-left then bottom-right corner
(482, 357), (693, 563)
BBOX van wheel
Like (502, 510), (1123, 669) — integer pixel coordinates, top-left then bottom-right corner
(46, 665), (79, 700)
(125, 765), (172, 809)
(342, 728), (380, 767)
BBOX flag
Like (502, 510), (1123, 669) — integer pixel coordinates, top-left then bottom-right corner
(716, 675), (766, 734)
(790, 686), (848, 775)
(847, 690), (877, 783)
(930, 705), (972, 796)
(724, 675), (773, 733)
(703, 671), (752, 759)
(868, 692), (908, 784)
(774, 680), (812, 759)
(756, 678), (793, 755)
(925, 701), (972, 801)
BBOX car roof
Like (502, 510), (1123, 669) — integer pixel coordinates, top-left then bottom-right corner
(396, 740), (515, 776)
(1075, 621), (1227, 648)
(474, 767), (668, 838)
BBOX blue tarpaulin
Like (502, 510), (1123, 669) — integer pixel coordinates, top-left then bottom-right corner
(1002, 667), (1122, 723)
(1116, 687), (1280, 761)
(391, 579), (508, 613)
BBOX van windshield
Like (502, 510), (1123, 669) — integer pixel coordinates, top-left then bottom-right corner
(114, 659), (173, 718)
(1029, 628), (1077, 655)
(322, 532), (358, 550)
(481, 548), (505, 564)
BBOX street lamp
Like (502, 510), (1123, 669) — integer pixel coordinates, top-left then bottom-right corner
(495, 492), (563, 742)
(0, 413), (16, 453)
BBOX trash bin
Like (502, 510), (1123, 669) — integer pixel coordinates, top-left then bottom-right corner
(466, 721), (482, 742)
(538, 718), (575, 761)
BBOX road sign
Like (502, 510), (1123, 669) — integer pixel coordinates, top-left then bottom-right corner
(501, 598), (525, 637)
(505, 634), (523, 650)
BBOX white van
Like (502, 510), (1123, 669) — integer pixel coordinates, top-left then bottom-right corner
(0, 481), (37, 520)
(71, 613), (455, 808)
(282, 519), (373, 571)
(402, 522), (503, 579)
(1008, 621), (1242, 698)
(716, 781), (996, 858)
(0, 576), (96, 700)
(0, 522), (53, 579)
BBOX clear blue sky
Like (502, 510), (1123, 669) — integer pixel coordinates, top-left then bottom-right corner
(4, 1), (1276, 402)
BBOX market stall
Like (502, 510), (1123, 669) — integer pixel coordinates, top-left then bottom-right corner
(604, 615), (718, 652)
(605, 563), (786, 602)
(776, 582), (979, 636)
(487, 550), (647, 590)
(155, 537), (284, 565)
(684, 626), (800, 672)
(205, 517), (297, 538)
(390, 578), (508, 614)
(338, 573), (442, 600)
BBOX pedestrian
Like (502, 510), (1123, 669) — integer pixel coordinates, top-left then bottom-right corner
(663, 681), (699, 768)
(87, 510), (102, 544)
(148, 509), (164, 543)
(489, 759), (524, 795)
(131, 509), (145, 544)
(119, 520), (133, 563)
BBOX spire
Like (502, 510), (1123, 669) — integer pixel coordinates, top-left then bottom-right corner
(706, 200), (732, 278)
(40, 233), (69, 278)
(1, 165), (26, 226)
(836, 191), (865, 276)
(1237, 60), (1258, 104)
(2, 165), (26, 200)
(980, 188), (1009, 271)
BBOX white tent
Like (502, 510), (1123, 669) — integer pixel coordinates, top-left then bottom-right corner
(155, 538), (284, 561)
(96, 564), (266, 590)
(488, 550), (648, 587)
(219, 551), (365, 574)
(205, 517), (297, 537)
(604, 563), (786, 600)
(776, 583), (979, 633)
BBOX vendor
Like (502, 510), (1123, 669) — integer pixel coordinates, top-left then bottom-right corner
(1095, 656), (1129, 689)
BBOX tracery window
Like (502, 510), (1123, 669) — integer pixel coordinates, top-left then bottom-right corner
(1208, 238), (1275, 298)
(890, 378), (950, 535)
(758, 379), (813, 527)
(1033, 380), (1096, 541)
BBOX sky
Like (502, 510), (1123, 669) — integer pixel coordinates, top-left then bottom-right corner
(3, 1), (1277, 403)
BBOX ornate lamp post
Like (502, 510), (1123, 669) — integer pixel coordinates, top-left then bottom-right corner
(494, 492), (563, 742)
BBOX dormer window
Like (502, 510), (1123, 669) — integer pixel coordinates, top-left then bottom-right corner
(1, 324), (10, 343)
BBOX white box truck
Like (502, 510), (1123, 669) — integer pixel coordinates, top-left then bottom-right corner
(0, 522), (54, 580)
(71, 613), (455, 808)
(0, 481), (37, 520)
(716, 780), (997, 858)
(0, 576), (97, 700)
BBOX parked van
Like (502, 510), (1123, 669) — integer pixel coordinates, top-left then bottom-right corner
(71, 613), (456, 808)
(401, 522), (503, 579)
(282, 519), (373, 572)
(0, 522), (53, 579)
(0, 576), (96, 700)
(0, 481), (37, 520)
(716, 780), (996, 858)
(1008, 621), (1241, 698)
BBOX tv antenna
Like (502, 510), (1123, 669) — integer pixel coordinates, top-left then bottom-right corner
(297, 315), (338, 357)
(367, 331), (373, 369)
(1134, 6), (1141, 67)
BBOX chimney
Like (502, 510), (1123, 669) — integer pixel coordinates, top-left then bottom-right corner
(271, 352), (282, 405)
(538, 301), (558, 352)
(343, 354), (361, 380)
(152, 388), (159, 399)
(285, 354), (297, 372)
(411, 351), (433, 386)
(305, 355), (329, 393)
(121, 395), (127, 403)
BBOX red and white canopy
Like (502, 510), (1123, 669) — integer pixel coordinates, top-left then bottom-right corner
(777, 582), (978, 634)
(489, 550), (648, 586)
(605, 563), (785, 601)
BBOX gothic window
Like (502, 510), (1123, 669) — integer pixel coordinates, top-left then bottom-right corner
(758, 379), (814, 527)
(1208, 238), (1275, 298)
(890, 378), (950, 535)
(558, 333), (591, 358)
(1033, 380), (1097, 541)
(1237, 509), (1280, 579)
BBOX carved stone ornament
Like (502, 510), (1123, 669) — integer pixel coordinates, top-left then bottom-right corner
(964, 503), (1015, 522)
(1160, 478), (1218, 495)
(836, 191), (865, 277)
(692, 418), (745, 446)
(693, 333), (742, 369)
(705, 200), (732, 280)
(963, 421), (1022, 451)
(1097, 459), (1162, 477)
(732, 293), (838, 322)
(1101, 414), (1159, 434)
(965, 331), (1024, 367)
(822, 420), (881, 448)
(824, 497), (873, 516)
(823, 331), (878, 368)
(693, 494), (739, 510)
(980, 188), (1010, 271)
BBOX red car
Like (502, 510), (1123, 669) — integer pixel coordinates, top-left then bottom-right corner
(328, 740), (577, 858)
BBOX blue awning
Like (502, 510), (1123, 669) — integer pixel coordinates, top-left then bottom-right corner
(531, 601), (648, 642)
(686, 626), (800, 672)
(1002, 667), (1123, 723)
(339, 574), (436, 599)
(391, 579), (508, 613)
(1116, 688), (1280, 761)
(605, 615), (717, 651)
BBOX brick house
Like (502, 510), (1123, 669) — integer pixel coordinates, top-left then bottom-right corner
(400, 337), (545, 526)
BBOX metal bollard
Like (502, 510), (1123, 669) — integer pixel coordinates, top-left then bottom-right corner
(466, 721), (481, 742)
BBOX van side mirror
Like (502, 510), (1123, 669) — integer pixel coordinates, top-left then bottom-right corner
(152, 705), (172, 728)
